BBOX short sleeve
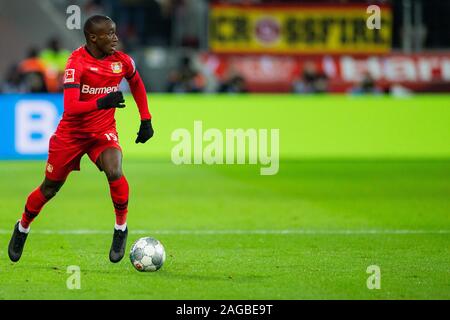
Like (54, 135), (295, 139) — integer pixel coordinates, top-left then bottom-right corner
(63, 57), (83, 89)
(124, 55), (137, 80)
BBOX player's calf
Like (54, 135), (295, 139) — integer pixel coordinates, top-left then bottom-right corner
(10, 179), (65, 262)
(18, 180), (63, 230)
(108, 175), (129, 262)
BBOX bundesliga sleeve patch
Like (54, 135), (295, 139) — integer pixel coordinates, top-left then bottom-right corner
(125, 57), (137, 79)
(130, 58), (136, 73)
(64, 69), (75, 83)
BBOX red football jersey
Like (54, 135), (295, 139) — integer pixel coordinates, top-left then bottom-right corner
(57, 46), (136, 135)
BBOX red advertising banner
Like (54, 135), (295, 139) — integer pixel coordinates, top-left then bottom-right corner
(200, 53), (450, 93)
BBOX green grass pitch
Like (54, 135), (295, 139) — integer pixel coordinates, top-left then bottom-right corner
(0, 94), (449, 299)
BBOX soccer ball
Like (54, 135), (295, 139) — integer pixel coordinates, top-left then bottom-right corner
(130, 237), (166, 272)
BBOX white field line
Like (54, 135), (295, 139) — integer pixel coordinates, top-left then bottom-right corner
(0, 229), (448, 235)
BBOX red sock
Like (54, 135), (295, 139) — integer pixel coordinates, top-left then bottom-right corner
(109, 175), (129, 225)
(20, 187), (48, 228)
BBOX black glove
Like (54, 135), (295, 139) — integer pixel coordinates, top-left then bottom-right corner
(135, 119), (154, 144)
(97, 91), (125, 110)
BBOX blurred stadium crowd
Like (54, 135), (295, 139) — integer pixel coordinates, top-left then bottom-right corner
(1, 0), (449, 94)
(1, 38), (70, 93)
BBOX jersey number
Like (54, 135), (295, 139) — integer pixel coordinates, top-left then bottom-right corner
(104, 133), (118, 141)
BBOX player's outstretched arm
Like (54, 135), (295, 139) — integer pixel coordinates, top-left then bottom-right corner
(127, 71), (154, 144)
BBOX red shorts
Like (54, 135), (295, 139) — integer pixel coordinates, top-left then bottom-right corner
(45, 129), (122, 181)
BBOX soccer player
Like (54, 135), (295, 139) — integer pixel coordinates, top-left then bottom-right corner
(8, 15), (153, 263)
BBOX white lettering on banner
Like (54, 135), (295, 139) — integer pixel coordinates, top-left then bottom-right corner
(340, 56), (381, 81)
(367, 57), (383, 80)
(339, 56), (450, 82)
(232, 56), (295, 83)
(442, 59), (450, 80)
(384, 58), (417, 81)
(15, 101), (57, 154)
(341, 56), (386, 81)
(341, 56), (364, 81)
(202, 52), (450, 93)
(418, 57), (440, 81)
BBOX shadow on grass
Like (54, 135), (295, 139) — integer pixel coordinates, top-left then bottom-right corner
(156, 270), (273, 282)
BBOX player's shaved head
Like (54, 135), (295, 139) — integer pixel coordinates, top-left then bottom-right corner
(83, 15), (113, 41)
(83, 15), (118, 57)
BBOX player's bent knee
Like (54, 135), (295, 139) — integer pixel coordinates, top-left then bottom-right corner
(41, 185), (60, 199)
(40, 179), (64, 200)
(105, 169), (123, 182)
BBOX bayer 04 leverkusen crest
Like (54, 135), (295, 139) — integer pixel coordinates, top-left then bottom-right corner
(111, 62), (122, 74)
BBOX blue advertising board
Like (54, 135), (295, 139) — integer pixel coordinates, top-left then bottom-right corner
(0, 94), (63, 160)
